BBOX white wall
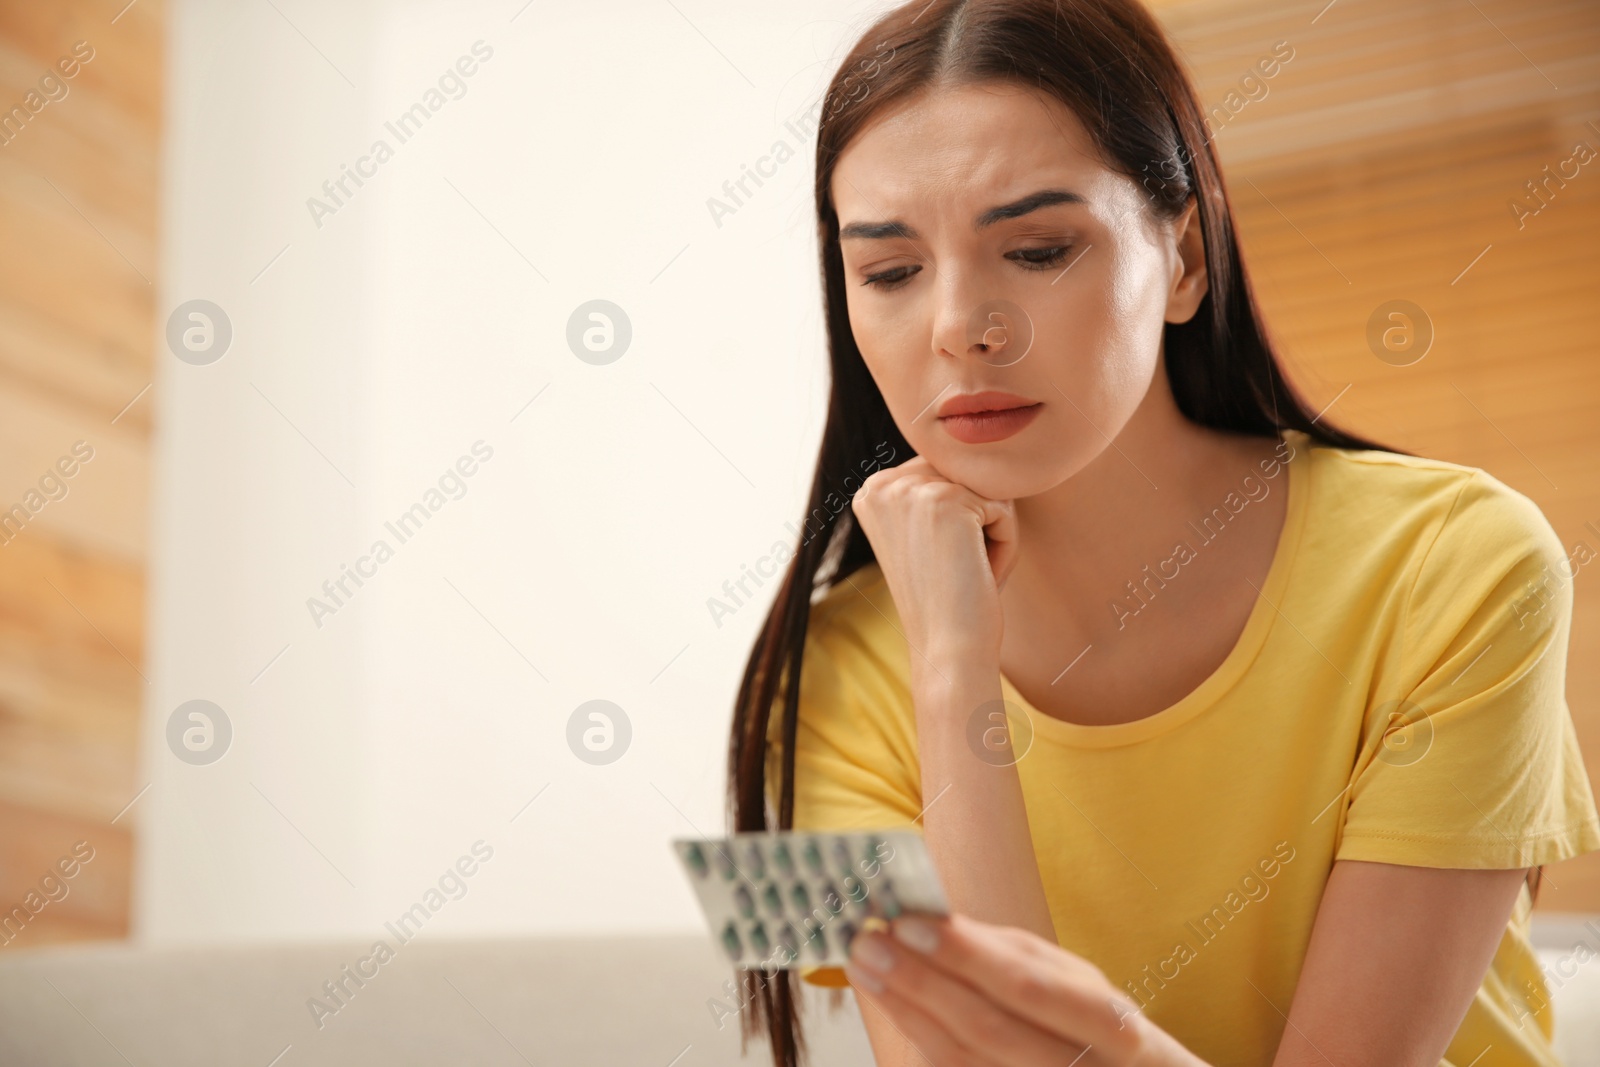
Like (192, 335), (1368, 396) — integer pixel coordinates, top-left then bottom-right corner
(142, 0), (891, 943)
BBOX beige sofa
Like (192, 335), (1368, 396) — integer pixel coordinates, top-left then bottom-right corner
(0, 934), (872, 1066)
(1, 921), (1596, 1065)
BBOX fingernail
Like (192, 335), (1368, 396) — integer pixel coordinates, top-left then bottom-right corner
(851, 931), (894, 972)
(845, 960), (884, 993)
(892, 916), (940, 954)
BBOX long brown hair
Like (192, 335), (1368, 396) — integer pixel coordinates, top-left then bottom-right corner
(723, 1), (1488, 1063)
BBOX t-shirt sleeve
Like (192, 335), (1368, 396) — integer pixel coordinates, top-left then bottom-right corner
(765, 597), (924, 833)
(1335, 470), (1600, 869)
(764, 587), (924, 986)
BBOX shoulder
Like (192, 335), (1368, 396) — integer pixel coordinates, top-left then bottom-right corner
(803, 561), (908, 683)
(766, 561), (918, 781)
(780, 559), (921, 716)
(1302, 436), (1567, 576)
(1302, 437), (1578, 642)
(767, 562), (926, 832)
(1299, 434), (1482, 522)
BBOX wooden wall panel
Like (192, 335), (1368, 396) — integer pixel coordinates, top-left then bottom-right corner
(0, 797), (132, 949)
(0, 0), (160, 950)
(1155, 0), (1600, 908)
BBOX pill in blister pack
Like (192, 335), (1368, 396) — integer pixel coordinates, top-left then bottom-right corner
(672, 829), (949, 970)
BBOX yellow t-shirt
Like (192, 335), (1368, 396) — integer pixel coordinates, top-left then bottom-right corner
(765, 430), (1600, 1067)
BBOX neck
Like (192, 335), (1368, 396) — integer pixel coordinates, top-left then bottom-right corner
(1006, 359), (1278, 627)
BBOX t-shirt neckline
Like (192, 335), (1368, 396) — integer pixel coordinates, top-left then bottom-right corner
(998, 432), (1314, 749)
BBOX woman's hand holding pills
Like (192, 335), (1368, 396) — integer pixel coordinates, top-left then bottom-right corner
(851, 455), (1019, 663)
(844, 912), (1210, 1067)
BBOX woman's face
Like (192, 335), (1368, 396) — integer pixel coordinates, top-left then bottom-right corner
(831, 80), (1207, 501)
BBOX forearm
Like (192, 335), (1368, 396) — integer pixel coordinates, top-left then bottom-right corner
(910, 649), (1058, 944)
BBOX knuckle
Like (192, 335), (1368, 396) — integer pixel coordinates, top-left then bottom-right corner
(1103, 1016), (1142, 1058)
(970, 1005), (1011, 1049)
(1001, 924), (1044, 954)
(1057, 946), (1103, 980)
(1011, 968), (1051, 1009)
(1081, 958), (1113, 987)
(885, 960), (924, 998)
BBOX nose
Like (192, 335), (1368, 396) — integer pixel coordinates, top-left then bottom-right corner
(931, 268), (1033, 368)
(931, 268), (988, 360)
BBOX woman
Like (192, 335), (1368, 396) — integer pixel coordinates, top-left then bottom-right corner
(726, 0), (1600, 1064)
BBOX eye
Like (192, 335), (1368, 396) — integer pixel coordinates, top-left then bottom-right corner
(861, 264), (920, 291)
(859, 244), (1075, 291)
(1008, 245), (1073, 270)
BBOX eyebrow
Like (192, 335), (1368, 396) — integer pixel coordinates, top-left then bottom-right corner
(838, 188), (1086, 241)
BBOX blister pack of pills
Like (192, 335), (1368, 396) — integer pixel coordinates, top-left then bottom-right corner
(672, 829), (949, 970)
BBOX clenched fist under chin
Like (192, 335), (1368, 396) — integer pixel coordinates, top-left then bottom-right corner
(851, 456), (1020, 661)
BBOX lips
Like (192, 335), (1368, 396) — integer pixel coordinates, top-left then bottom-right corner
(936, 390), (1042, 444)
(937, 391), (1038, 418)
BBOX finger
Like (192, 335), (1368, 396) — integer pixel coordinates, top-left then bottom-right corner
(947, 490), (1016, 589)
(978, 499), (1019, 587)
(854, 462), (1016, 584)
(848, 928), (1089, 1066)
(861, 456), (993, 512)
(887, 913), (1145, 1056)
(853, 454), (939, 518)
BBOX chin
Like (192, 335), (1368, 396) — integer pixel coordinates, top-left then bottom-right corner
(919, 440), (1089, 502)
